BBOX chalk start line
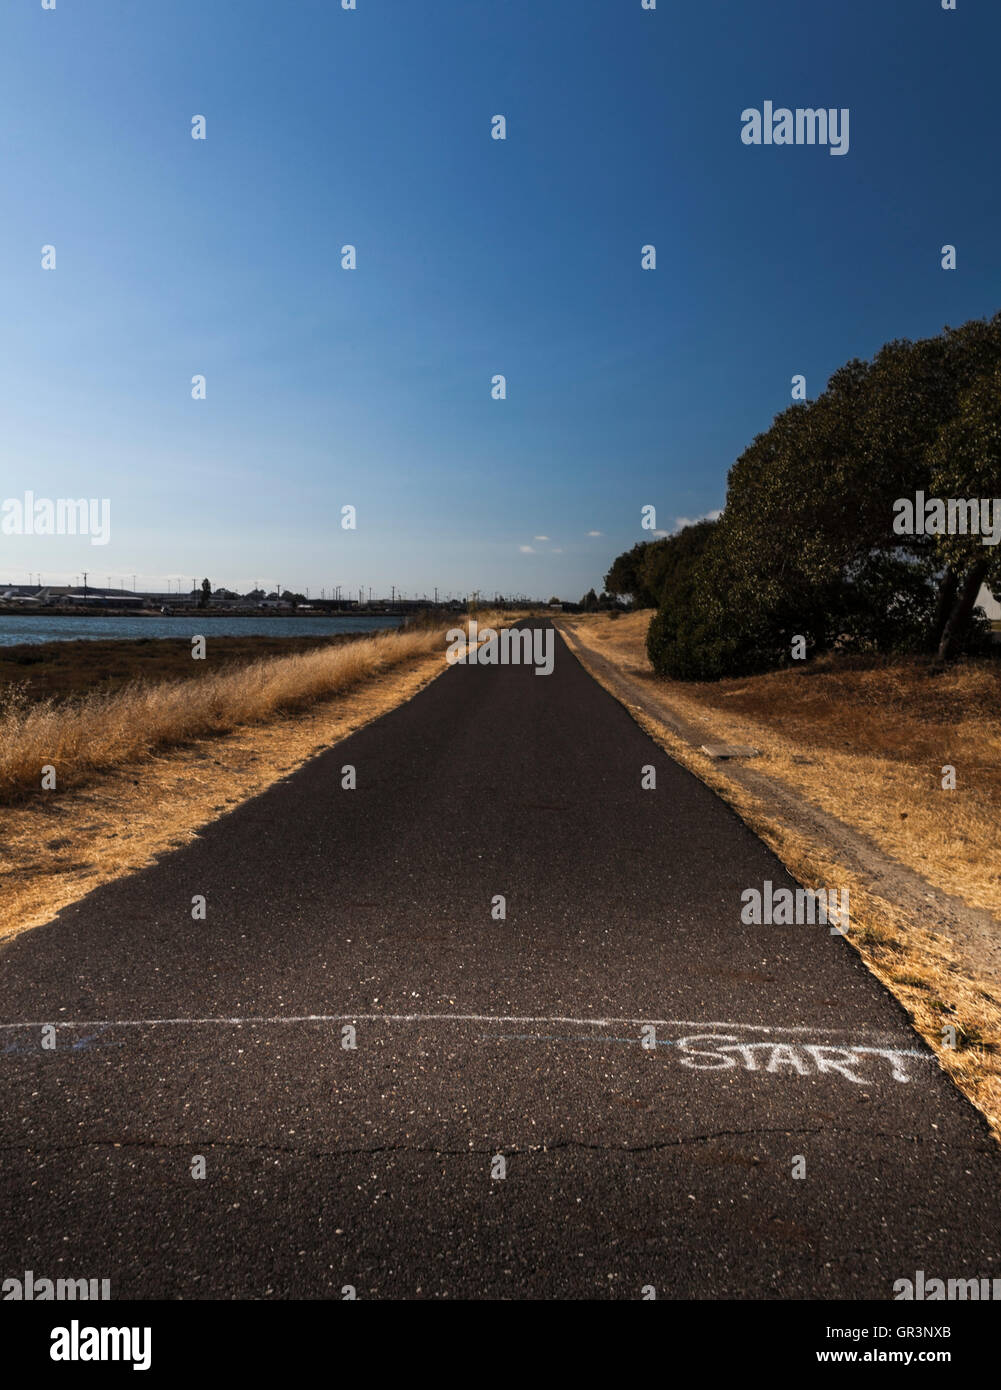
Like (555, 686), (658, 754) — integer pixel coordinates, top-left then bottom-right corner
(0, 1012), (932, 1085)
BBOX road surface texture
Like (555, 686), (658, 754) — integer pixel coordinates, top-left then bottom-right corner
(1, 622), (999, 1299)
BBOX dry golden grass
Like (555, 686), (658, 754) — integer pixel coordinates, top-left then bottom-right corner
(560, 612), (1001, 1140)
(685, 655), (1001, 917)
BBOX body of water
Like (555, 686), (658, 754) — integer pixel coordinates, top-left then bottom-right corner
(0, 614), (405, 646)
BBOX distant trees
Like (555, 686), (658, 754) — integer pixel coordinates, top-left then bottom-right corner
(604, 542), (659, 607)
(602, 312), (1001, 679)
(198, 578), (211, 609)
(578, 588), (627, 613)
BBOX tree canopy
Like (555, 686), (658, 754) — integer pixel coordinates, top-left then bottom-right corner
(601, 312), (1001, 678)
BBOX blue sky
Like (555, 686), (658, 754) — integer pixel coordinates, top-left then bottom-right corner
(2, 0), (999, 599)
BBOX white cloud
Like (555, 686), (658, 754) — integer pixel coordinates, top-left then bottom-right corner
(519, 544), (536, 554)
(586, 530), (603, 537)
(673, 510), (722, 530)
(533, 535), (549, 541)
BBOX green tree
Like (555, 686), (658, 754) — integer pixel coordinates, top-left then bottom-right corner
(661, 313), (1001, 677)
(646, 521), (729, 677)
(925, 362), (1001, 662)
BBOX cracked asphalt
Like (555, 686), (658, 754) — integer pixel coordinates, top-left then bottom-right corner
(1, 621), (999, 1299)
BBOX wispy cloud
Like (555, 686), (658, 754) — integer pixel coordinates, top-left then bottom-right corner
(673, 509), (722, 530)
(519, 544), (536, 554)
(586, 530), (603, 537)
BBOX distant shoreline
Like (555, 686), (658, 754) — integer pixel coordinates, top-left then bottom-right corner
(0, 612), (408, 651)
(0, 605), (424, 619)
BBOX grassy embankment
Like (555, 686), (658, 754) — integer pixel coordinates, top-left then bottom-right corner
(0, 631), (368, 704)
(559, 610), (1001, 1138)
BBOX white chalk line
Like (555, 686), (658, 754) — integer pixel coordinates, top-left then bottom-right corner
(0, 1012), (912, 1043)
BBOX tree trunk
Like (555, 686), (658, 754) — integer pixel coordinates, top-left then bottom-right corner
(934, 559), (990, 666)
(929, 565), (957, 652)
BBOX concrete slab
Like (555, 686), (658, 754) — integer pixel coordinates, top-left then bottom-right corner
(701, 742), (760, 759)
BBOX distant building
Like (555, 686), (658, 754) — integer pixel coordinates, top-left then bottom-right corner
(63, 590), (145, 608)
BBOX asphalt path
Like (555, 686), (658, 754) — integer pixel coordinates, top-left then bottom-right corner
(1, 621), (999, 1299)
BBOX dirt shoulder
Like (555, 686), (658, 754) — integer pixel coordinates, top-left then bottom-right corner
(557, 612), (1001, 1140)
